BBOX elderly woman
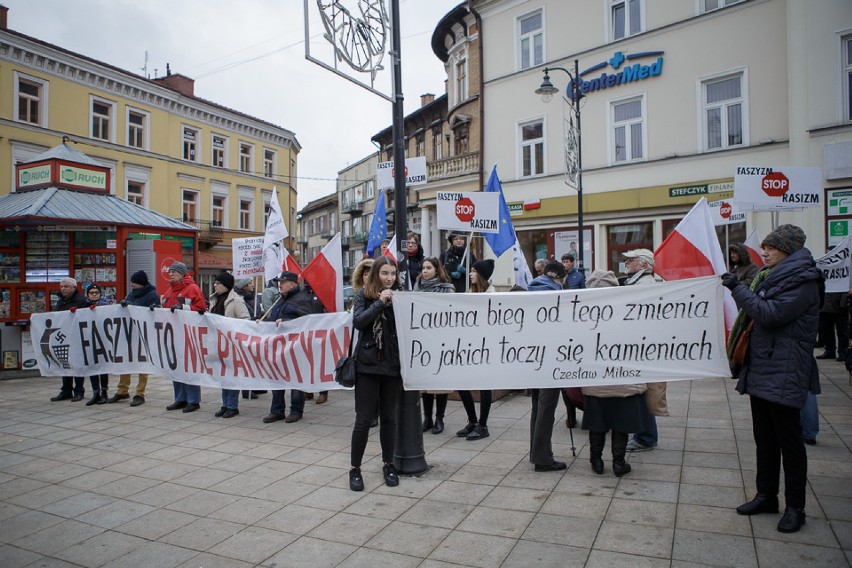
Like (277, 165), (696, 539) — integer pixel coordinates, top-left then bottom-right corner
(723, 225), (822, 534)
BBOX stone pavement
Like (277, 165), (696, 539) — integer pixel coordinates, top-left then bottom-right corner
(0, 362), (849, 568)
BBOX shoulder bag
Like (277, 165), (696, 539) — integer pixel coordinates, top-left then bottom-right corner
(334, 330), (357, 388)
(731, 320), (754, 367)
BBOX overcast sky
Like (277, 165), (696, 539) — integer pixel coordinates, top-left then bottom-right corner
(3, 0), (461, 208)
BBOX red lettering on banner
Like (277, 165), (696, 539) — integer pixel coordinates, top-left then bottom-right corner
(230, 332), (250, 377)
(298, 330), (316, 386)
(184, 325), (212, 375)
(270, 335), (291, 382)
(247, 335), (276, 380)
(314, 329), (333, 383)
(217, 330), (230, 376)
(233, 332), (256, 378)
(286, 333), (304, 383)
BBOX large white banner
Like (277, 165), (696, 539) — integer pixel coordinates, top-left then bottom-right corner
(30, 306), (351, 392)
(733, 166), (822, 210)
(816, 236), (851, 293)
(393, 277), (730, 390)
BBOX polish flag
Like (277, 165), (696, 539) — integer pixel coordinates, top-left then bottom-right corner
(301, 233), (343, 312)
(744, 228), (765, 268)
(654, 198), (738, 331)
(282, 246), (303, 275)
(263, 244), (301, 284)
(382, 234), (398, 262)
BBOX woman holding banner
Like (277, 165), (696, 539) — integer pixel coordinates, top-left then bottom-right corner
(723, 224), (821, 534)
(414, 257), (455, 434)
(456, 259), (495, 441)
(348, 257), (402, 492)
(209, 272), (250, 418)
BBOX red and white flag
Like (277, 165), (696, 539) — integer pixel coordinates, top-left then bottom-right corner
(301, 233), (343, 312)
(263, 244), (301, 283)
(654, 198), (738, 331)
(744, 228), (765, 268)
(382, 234), (398, 262)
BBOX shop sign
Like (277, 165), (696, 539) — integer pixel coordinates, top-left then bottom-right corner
(17, 163), (52, 190)
(828, 219), (850, 247)
(567, 50), (664, 98)
(669, 181), (733, 198)
(60, 165), (108, 191)
(507, 202), (524, 217)
(42, 225), (116, 231)
(827, 188), (852, 217)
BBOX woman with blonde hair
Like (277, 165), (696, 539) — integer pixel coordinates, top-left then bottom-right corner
(414, 257), (454, 434)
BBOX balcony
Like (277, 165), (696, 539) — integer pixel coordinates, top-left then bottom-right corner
(341, 200), (364, 215)
(341, 236), (351, 248)
(428, 151), (480, 181)
(179, 218), (223, 247)
(351, 231), (367, 243)
(297, 234), (308, 244)
(320, 229), (334, 239)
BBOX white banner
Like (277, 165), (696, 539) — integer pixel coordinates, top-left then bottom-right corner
(436, 191), (500, 234)
(393, 277), (730, 390)
(733, 166), (822, 210)
(815, 236), (851, 293)
(232, 236), (265, 278)
(708, 198), (747, 226)
(376, 156), (427, 190)
(30, 306), (352, 392)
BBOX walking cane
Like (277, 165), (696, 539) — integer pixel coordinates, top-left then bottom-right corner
(568, 423), (576, 457)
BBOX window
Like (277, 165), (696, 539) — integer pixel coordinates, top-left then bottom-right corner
(520, 120), (544, 177)
(16, 75), (46, 125)
(518, 10), (543, 70)
(127, 181), (145, 206)
(701, 0), (743, 13)
(239, 200), (252, 230)
(611, 0), (642, 41)
(212, 196), (225, 228)
(432, 126), (443, 160)
(263, 149), (276, 178)
(212, 135), (227, 168)
(612, 97), (644, 163)
(415, 133), (425, 157)
(127, 109), (148, 149)
(183, 126), (199, 161)
(329, 211), (337, 232)
(240, 143), (253, 173)
(703, 73), (745, 150)
(454, 123), (470, 156)
(91, 98), (114, 141)
(182, 190), (198, 222)
(844, 34), (852, 123)
(455, 59), (468, 103)
(607, 222), (652, 273)
(365, 179), (375, 199)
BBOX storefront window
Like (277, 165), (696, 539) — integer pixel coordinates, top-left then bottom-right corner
(74, 231), (117, 249)
(607, 222), (652, 274)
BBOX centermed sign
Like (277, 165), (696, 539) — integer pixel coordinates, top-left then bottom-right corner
(393, 277), (729, 390)
(436, 191), (500, 234)
(31, 306), (351, 392)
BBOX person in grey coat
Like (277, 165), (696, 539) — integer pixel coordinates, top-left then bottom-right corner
(722, 224), (822, 534)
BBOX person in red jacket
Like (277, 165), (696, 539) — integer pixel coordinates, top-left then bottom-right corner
(160, 262), (206, 412)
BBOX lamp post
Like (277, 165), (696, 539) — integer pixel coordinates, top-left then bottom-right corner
(536, 59), (585, 273)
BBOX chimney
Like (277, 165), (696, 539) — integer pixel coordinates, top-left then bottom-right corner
(152, 67), (195, 97)
(0, 5), (9, 30)
(420, 93), (435, 107)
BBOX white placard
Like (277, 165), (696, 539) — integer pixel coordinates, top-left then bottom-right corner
(376, 156), (428, 190)
(733, 166), (822, 210)
(815, 236), (851, 293)
(232, 236), (265, 278)
(436, 191), (500, 234)
(707, 198), (747, 226)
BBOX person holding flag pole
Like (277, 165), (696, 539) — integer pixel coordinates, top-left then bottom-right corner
(482, 165), (534, 290)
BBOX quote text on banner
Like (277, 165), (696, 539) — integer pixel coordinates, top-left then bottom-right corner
(392, 277), (730, 390)
(30, 307), (352, 392)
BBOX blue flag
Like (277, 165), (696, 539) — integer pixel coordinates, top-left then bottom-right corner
(484, 166), (516, 257)
(366, 190), (388, 257)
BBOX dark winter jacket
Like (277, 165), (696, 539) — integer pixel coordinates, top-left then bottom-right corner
(440, 245), (476, 293)
(729, 243), (759, 287)
(731, 248), (823, 408)
(820, 291), (847, 314)
(402, 244), (424, 289)
(263, 286), (316, 323)
(54, 290), (88, 311)
(564, 268), (586, 290)
(124, 284), (160, 308)
(352, 289), (400, 376)
(529, 275), (562, 291)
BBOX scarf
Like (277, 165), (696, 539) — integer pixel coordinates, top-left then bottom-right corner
(417, 278), (455, 293)
(726, 267), (771, 358)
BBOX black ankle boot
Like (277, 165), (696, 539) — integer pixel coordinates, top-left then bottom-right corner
(85, 391), (102, 406)
(777, 506), (806, 533)
(432, 417), (444, 434)
(96, 390), (108, 404)
(737, 494), (779, 516)
(611, 431), (631, 477)
(422, 417), (434, 432)
(589, 431), (605, 475)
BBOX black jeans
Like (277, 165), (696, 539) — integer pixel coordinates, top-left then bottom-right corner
(529, 389), (560, 465)
(61, 376), (84, 396)
(351, 373), (400, 468)
(457, 390), (492, 426)
(422, 393), (448, 419)
(819, 311), (848, 355)
(89, 374), (108, 391)
(750, 395), (807, 509)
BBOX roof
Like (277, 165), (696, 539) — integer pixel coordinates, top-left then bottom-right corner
(27, 143), (100, 165)
(0, 187), (197, 231)
(431, 3), (470, 63)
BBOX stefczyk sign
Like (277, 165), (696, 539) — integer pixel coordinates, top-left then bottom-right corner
(733, 166), (822, 210)
(436, 191), (500, 234)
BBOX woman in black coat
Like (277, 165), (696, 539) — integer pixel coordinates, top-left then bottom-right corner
(723, 225), (822, 534)
(348, 256), (402, 492)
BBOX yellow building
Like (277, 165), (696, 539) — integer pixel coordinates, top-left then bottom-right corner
(0, 6), (300, 290)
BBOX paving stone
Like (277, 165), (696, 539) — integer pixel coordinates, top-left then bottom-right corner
(594, 521), (674, 559)
(12, 518), (104, 556)
(522, 512), (602, 548)
(397, 497), (475, 529)
(115, 508), (199, 540)
(159, 517), (245, 551)
(262, 535), (356, 568)
(206, 526), (294, 563)
(754, 537), (846, 568)
(0, 509), (64, 542)
(100, 541), (198, 568)
(456, 506), (534, 538)
(55, 530), (147, 567)
(336, 546), (422, 568)
(427, 530), (515, 568)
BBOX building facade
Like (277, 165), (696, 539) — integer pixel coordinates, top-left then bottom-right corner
(472, 0), (852, 286)
(0, 6), (300, 286)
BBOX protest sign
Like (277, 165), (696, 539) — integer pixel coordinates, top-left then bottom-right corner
(815, 236), (851, 293)
(31, 306), (351, 392)
(232, 236), (265, 278)
(393, 277), (730, 390)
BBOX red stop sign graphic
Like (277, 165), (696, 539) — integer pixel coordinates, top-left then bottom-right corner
(391, 166), (409, 178)
(719, 202), (732, 219)
(455, 197), (475, 222)
(761, 172), (789, 197)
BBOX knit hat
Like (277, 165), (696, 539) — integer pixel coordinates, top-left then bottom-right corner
(761, 224), (806, 255)
(447, 232), (465, 244)
(586, 269), (619, 289)
(130, 270), (149, 286)
(544, 261), (566, 280)
(215, 271), (235, 291)
(234, 278), (252, 290)
(168, 261), (188, 275)
(623, 248), (655, 268)
(87, 284), (102, 295)
(472, 259), (495, 281)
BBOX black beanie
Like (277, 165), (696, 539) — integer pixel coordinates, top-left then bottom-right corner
(544, 261), (567, 279)
(472, 259), (495, 281)
(130, 270), (149, 286)
(215, 271), (235, 291)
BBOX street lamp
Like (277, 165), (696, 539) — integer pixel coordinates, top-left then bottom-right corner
(535, 59), (585, 273)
